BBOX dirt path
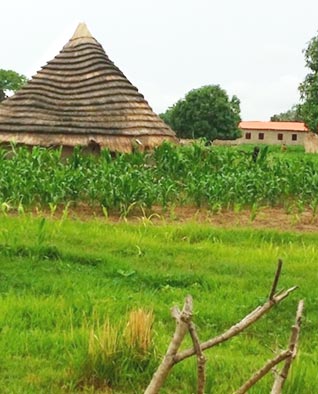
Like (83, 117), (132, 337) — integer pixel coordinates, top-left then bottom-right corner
(27, 204), (318, 233)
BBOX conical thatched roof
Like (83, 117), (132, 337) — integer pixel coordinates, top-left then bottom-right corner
(0, 23), (176, 152)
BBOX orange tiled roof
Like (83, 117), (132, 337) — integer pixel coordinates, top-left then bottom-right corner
(239, 121), (308, 133)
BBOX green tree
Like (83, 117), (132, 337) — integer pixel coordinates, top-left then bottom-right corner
(159, 107), (173, 127)
(299, 34), (318, 132)
(270, 104), (303, 122)
(0, 69), (27, 102)
(160, 85), (241, 140)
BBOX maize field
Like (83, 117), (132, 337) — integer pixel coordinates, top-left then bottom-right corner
(0, 143), (317, 214)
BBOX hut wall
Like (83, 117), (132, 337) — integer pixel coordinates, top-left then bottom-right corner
(0, 132), (176, 154)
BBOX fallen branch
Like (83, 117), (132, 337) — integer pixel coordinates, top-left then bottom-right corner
(144, 295), (193, 394)
(233, 350), (292, 394)
(188, 320), (206, 394)
(233, 300), (304, 394)
(144, 260), (298, 394)
(270, 300), (304, 394)
(269, 259), (283, 300)
(175, 285), (297, 363)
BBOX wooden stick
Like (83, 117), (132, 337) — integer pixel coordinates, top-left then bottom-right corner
(270, 300), (304, 394)
(188, 320), (206, 394)
(144, 295), (193, 394)
(233, 350), (292, 394)
(175, 285), (297, 363)
(269, 259), (283, 300)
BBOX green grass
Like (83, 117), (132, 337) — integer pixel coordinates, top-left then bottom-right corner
(0, 214), (317, 393)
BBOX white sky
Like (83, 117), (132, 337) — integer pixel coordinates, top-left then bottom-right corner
(2, 0), (318, 120)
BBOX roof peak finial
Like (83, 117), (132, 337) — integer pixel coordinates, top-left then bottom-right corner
(71, 22), (93, 40)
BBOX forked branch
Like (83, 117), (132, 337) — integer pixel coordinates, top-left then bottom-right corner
(144, 260), (298, 394)
(175, 285), (297, 363)
(234, 300), (304, 394)
(144, 295), (193, 394)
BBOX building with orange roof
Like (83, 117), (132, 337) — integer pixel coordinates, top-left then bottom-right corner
(239, 121), (308, 146)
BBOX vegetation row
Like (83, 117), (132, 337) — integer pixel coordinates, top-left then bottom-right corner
(1, 143), (318, 215)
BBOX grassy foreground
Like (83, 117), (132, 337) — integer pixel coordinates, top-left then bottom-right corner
(0, 215), (317, 393)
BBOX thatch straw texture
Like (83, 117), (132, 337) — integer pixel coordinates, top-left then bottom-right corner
(0, 23), (176, 152)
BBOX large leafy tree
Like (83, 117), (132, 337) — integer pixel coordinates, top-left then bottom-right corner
(270, 104), (303, 122)
(160, 85), (241, 140)
(0, 69), (27, 102)
(298, 34), (318, 132)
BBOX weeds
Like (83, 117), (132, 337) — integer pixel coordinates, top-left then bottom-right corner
(76, 310), (155, 390)
(124, 309), (154, 353)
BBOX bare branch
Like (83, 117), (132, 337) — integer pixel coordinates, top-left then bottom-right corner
(295, 299), (304, 324)
(188, 321), (207, 394)
(233, 350), (292, 394)
(175, 286), (297, 363)
(293, 300), (304, 357)
(180, 295), (193, 323)
(271, 300), (304, 394)
(269, 259), (283, 300)
(171, 306), (181, 320)
(144, 295), (193, 394)
(144, 263), (299, 394)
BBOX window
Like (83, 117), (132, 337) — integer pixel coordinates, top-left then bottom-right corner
(258, 133), (264, 140)
(292, 134), (297, 141)
(245, 132), (251, 140)
(278, 133), (283, 141)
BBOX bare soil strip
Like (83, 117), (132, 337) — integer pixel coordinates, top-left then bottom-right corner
(22, 205), (318, 232)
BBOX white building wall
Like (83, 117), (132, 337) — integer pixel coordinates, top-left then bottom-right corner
(240, 129), (306, 145)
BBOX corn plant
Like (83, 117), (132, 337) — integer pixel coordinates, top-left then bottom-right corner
(0, 143), (317, 213)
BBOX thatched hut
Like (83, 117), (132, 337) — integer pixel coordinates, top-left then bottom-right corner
(0, 23), (176, 153)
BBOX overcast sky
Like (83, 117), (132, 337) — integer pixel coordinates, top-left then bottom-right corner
(2, 0), (318, 120)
